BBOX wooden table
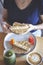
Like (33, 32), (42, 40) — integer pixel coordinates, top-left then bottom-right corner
(0, 32), (43, 65)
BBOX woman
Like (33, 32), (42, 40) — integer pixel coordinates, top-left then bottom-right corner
(1, 0), (43, 36)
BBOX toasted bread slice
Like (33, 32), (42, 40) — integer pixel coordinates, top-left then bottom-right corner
(9, 22), (30, 34)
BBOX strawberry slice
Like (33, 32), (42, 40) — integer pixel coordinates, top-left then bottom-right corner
(28, 36), (34, 45)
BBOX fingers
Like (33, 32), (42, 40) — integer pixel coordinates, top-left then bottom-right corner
(3, 28), (11, 33)
(27, 28), (33, 32)
(6, 29), (11, 33)
(26, 24), (35, 32)
(5, 23), (11, 28)
(2, 24), (11, 33)
(29, 24), (33, 27)
(2, 24), (7, 30)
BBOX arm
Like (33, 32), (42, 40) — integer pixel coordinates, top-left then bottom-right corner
(34, 15), (43, 30)
(1, 8), (11, 33)
(35, 0), (43, 29)
(2, 0), (9, 23)
(2, 8), (8, 21)
(2, 8), (10, 27)
(1, 0), (10, 28)
(30, 0), (43, 30)
(27, 15), (43, 32)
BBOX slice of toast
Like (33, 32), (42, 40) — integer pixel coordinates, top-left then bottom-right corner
(14, 41), (32, 51)
(9, 22), (30, 34)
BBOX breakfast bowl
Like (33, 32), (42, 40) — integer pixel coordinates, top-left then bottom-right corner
(4, 32), (36, 56)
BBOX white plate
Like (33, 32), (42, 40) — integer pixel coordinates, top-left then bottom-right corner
(4, 32), (36, 55)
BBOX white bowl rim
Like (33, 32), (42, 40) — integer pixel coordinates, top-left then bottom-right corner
(4, 32), (36, 55)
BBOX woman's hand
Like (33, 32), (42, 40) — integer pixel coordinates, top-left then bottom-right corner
(27, 24), (36, 32)
(1, 22), (11, 33)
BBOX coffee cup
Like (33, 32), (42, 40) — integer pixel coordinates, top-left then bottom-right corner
(26, 52), (43, 65)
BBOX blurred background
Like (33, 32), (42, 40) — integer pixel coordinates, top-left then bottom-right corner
(0, 0), (3, 32)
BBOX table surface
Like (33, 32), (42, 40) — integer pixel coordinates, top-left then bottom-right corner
(0, 32), (43, 65)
